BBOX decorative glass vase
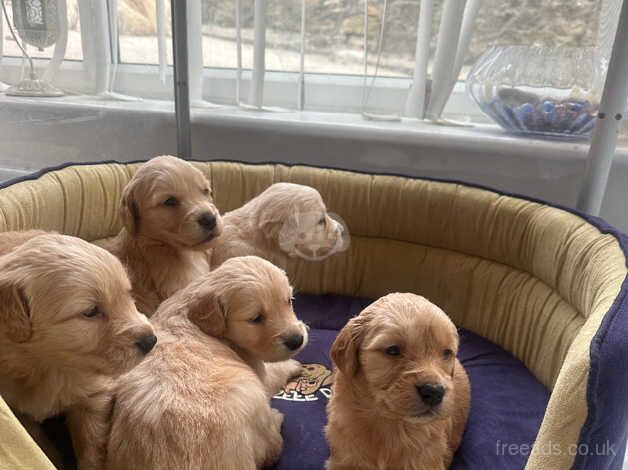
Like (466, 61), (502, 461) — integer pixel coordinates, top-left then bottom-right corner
(466, 46), (608, 138)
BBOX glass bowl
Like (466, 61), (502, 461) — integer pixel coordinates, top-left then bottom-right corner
(466, 46), (607, 138)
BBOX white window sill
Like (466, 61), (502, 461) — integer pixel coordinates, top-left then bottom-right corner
(192, 107), (624, 162)
(2, 93), (626, 166)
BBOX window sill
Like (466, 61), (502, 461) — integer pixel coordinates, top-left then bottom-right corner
(2, 93), (625, 165)
(192, 106), (626, 162)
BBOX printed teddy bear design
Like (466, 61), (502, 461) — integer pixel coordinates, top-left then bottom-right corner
(274, 363), (334, 402)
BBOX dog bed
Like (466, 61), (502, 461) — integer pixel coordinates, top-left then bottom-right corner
(0, 160), (626, 470)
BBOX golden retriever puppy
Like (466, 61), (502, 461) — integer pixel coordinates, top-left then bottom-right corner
(325, 293), (470, 470)
(0, 229), (48, 256)
(107, 256), (308, 470)
(0, 233), (156, 469)
(210, 182), (346, 269)
(99, 155), (223, 316)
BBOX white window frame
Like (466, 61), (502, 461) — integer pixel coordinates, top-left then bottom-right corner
(8, 0), (611, 124)
(1, 0), (621, 139)
(0, 55), (486, 122)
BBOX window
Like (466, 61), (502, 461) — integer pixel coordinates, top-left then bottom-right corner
(115, 1), (603, 78)
(118, 0), (172, 65)
(0, 0), (622, 123)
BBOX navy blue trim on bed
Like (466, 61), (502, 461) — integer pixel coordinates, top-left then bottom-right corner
(3, 158), (627, 469)
(572, 225), (628, 470)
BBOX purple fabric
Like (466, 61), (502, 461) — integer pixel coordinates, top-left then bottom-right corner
(269, 294), (549, 470)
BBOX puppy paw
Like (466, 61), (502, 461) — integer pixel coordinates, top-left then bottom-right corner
(264, 360), (303, 397)
(284, 359), (304, 379)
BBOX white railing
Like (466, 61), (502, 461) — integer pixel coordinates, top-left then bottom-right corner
(426, 0), (480, 120)
(0, 0), (486, 117)
(42, 0), (69, 84)
(153, 0), (480, 119)
(76, 0), (111, 96)
(404, 0), (432, 118)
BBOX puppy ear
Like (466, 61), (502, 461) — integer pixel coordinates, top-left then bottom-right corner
(120, 181), (140, 235)
(187, 290), (227, 337)
(257, 199), (299, 245)
(0, 278), (32, 343)
(259, 218), (280, 241)
(276, 212), (300, 253)
(330, 315), (366, 377)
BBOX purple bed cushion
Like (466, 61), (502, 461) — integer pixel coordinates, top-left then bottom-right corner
(269, 293), (550, 470)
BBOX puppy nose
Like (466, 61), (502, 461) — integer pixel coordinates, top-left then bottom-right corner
(417, 383), (445, 407)
(198, 213), (217, 231)
(136, 334), (157, 355)
(283, 334), (304, 351)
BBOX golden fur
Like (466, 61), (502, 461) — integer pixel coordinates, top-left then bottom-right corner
(210, 182), (345, 269)
(0, 232), (156, 469)
(325, 293), (470, 470)
(99, 155), (222, 316)
(0, 229), (48, 256)
(107, 256), (308, 470)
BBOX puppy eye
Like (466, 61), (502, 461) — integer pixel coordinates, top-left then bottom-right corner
(202, 188), (213, 197)
(163, 197), (179, 207)
(384, 345), (401, 356)
(443, 349), (454, 360)
(317, 216), (326, 226)
(82, 306), (100, 319)
(249, 313), (264, 324)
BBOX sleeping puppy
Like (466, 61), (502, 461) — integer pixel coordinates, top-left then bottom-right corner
(107, 256), (307, 470)
(0, 232), (156, 470)
(98, 155), (223, 316)
(325, 293), (470, 470)
(210, 182), (346, 269)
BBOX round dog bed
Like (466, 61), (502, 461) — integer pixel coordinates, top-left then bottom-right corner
(0, 160), (626, 470)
